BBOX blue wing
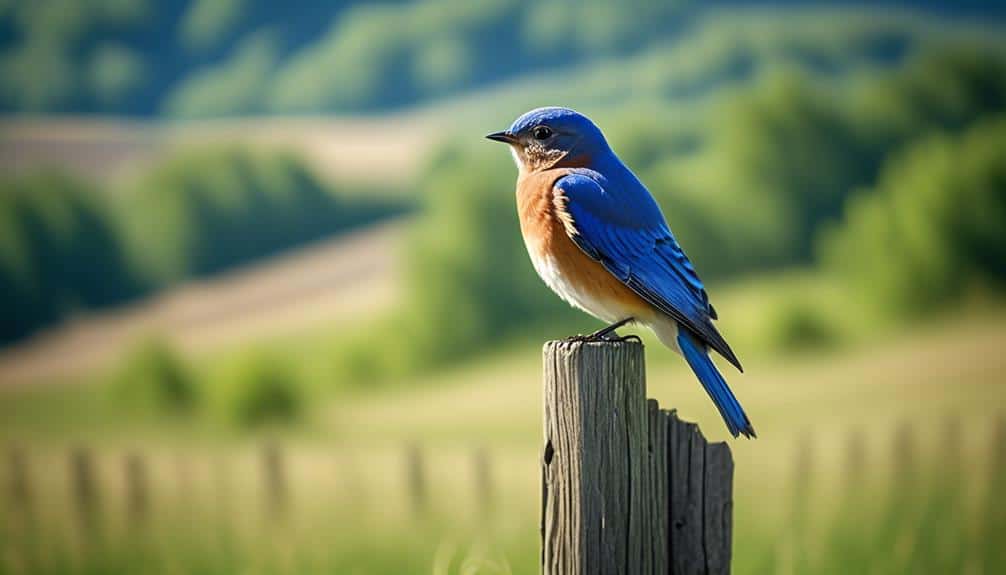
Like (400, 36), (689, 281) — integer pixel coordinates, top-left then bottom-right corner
(555, 171), (742, 371)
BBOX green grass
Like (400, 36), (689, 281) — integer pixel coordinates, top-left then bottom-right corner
(2, 275), (1005, 573)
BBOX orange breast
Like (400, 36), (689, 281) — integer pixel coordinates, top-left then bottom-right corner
(515, 169), (655, 321)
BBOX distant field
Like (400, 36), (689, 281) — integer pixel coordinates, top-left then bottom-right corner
(0, 220), (406, 387)
(0, 115), (436, 189)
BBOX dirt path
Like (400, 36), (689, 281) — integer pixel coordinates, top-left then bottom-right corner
(0, 220), (407, 387)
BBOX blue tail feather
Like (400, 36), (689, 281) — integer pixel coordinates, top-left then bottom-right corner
(677, 330), (756, 439)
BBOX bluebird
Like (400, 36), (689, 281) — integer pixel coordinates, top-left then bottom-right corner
(487, 107), (754, 438)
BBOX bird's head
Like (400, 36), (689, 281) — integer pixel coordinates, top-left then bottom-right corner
(487, 107), (609, 174)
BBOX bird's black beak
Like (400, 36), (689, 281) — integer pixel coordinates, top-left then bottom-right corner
(486, 130), (517, 144)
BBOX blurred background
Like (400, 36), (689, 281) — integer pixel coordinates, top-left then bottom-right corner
(1, 0), (1005, 573)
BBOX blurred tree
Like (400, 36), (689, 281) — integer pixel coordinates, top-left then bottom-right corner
(164, 31), (278, 117)
(119, 146), (403, 284)
(180, 0), (246, 53)
(88, 43), (146, 109)
(854, 44), (1006, 144)
(213, 350), (303, 427)
(0, 172), (141, 342)
(269, 3), (413, 112)
(0, 148), (404, 345)
(822, 117), (1006, 315)
(2, 1), (1003, 116)
(717, 71), (871, 266)
(110, 338), (199, 414)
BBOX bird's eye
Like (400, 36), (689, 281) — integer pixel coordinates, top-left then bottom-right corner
(532, 126), (553, 140)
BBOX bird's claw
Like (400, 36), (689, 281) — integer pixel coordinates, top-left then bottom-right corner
(565, 331), (641, 344)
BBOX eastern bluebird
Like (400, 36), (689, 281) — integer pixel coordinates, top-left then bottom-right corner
(488, 107), (755, 438)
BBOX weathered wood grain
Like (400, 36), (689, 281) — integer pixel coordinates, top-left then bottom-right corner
(647, 400), (670, 574)
(541, 340), (648, 575)
(668, 412), (707, 574)
(542, 340), (734, 574)
(703, 442), (734, 574)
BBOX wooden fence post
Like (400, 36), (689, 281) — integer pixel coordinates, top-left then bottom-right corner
(405, 443), (427, 517)
(262, 442), (287, 520)
(474, 447), (493, 519)
(69, 446), (100, 532)
(123, 451), (149, 527)
(541, 340), (734, 575)
(6, 445), (32, 520)
(843, 429), (866, 496)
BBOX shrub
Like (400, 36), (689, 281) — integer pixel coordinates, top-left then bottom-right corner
(110, 338), (198, 414)
(213, 352), (303, 428)
(767, 300), (839, 352)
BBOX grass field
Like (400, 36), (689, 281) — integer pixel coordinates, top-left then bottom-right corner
(2, 291), (1004, 573)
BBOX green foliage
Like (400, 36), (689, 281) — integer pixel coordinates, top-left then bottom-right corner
(1, 3), (1002, 117)
(109, 338), (198, 414)
(0, 0), (152, 112)
(717, 71), (873, 267)
(212, 351), (303, 427)
(766, 299), (839, 352)
(118, 145), (403, 285)
(180, 0), (245, 52)
(0, 34), (76, 111)
(0, 172), (142, 343)
(823, 117), (1006, 316)
(268, 3), (419, 112)
(164, 31), (278, 117)
(854, 44), (1006, 142)
(0, 148), (405, 345)
(87, 43), (146, 108)
(266, 0), (692, 113)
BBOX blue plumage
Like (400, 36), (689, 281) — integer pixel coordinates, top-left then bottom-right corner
(488, 106), (754, 438)
(556, 170), (740, 370)
(677, 330), (755, 438)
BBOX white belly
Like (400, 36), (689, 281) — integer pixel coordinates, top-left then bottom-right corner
(528, 251), (629, 324)
(529, 248), (681, 353)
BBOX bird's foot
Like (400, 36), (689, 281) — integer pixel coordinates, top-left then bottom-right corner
(565, 318), (640, 344)
(565, 331), (642, 344)
(609, 332), (643, 344)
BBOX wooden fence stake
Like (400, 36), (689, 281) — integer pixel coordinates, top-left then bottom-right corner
(406, 443), (427, 517)
(262, 442), (287, 520)
(69, 447), (100, 531)
(474, 447), (493, 519)
(123, 451), (149, 527)
(541, 340), (734, 574)
(6, 445), (32, 519)
(843, 429), (866, 496)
